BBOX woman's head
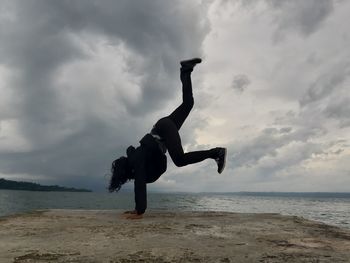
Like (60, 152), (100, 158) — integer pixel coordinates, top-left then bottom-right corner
(108, 156), (132, 192)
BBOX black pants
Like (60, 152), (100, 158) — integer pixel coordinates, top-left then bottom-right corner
(152, 69), (216, 167)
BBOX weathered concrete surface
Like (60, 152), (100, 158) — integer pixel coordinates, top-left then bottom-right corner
(0, 210), (349, 262)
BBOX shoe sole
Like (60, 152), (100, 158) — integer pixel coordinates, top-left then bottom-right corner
(180, 58), (202, 67)
(218, 148), (227, 174)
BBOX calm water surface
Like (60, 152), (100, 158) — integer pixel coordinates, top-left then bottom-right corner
(0, 190), (349, 229)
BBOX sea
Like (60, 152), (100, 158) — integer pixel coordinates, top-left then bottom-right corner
(0, 190), (349, 229)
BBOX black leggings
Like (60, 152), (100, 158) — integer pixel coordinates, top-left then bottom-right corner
(152, 69), (216, 167)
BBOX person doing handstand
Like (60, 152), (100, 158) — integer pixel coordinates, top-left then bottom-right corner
(108, 58), (227, 219)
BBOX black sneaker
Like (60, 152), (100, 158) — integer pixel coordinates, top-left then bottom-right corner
(215, 148), (227, 174)
(180, 58), (202, 70)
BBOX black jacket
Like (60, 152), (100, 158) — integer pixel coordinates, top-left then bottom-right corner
(126, 133), (167, 214)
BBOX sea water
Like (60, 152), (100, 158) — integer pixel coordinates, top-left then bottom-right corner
(0, 190), (349, 229)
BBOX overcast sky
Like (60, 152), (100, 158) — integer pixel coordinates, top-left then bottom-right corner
(0, 0), (349, 192)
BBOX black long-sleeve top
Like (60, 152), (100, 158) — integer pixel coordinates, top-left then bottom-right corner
(126, 134), (167, 215)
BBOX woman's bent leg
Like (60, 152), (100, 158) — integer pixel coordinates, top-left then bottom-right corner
(155, 118), (216, 167)
(152, 59), (227, 173)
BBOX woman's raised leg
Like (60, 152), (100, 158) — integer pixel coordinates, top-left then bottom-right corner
(167, 59), (201, 130)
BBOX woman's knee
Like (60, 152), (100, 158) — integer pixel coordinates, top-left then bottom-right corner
(172, 155), (187, 167)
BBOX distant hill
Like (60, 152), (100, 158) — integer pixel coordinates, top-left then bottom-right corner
(0, 178), (92, 192)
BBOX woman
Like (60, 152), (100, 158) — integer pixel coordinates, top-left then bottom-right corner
(109, 58), (227, 219)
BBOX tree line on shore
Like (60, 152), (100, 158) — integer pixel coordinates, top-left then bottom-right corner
(0, 178), (91, 192)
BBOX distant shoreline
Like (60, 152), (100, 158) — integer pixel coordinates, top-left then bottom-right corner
(0, 189), (92, 193)
(209, 191), (350, 198)
(0, 178), (92, 192)
(148, 191), (350, 198)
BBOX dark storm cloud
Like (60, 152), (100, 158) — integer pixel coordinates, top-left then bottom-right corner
(268, 0), (334, 40)
(227, 126), (319, 170)
(222, 123), (345, 185)
(231, 74), (250, 93)
(1, 0), (209, 115)
(298, 62), (350, 129)
(324, 97), (350, 128)
(221, 0), (334, 39)
(0, 0), (210, 190)
(300, 63), (350, 106)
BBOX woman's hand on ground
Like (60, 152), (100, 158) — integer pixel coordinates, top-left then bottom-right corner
(125, 213), (143, 220)
(123, 210), (137, 214)
(122, 210), (143, 219)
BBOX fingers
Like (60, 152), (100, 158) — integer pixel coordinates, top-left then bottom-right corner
(123, 210), (137, 214)
(125, 214), (143, 220)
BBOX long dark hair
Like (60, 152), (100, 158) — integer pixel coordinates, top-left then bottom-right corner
(108, 156), (131, 192)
